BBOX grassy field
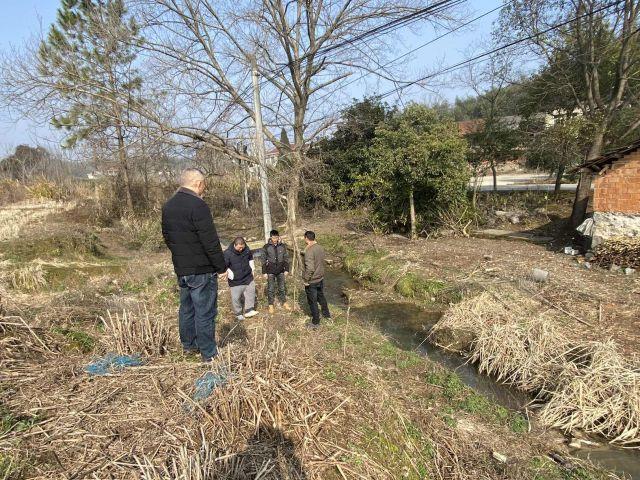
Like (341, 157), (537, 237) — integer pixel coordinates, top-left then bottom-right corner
(0, 193), (628, 479)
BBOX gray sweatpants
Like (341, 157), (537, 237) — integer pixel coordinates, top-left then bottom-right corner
(230, 281), (256, 315)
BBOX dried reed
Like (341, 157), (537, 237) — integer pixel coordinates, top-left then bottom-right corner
(100, 307), (173, 356)
(9, 264), (47, 292)
(430, 284), (640, 447)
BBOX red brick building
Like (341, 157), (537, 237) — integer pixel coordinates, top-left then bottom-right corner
(576, 140), (640, 242)
(582, 141), (640, 213)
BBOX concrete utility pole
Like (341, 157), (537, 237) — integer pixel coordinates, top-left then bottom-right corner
(251, 56), (273, 243)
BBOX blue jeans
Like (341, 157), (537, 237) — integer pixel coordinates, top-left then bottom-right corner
(178, 273), (218, 359)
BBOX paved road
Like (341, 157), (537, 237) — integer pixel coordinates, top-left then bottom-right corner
(470, 173), (578, 192)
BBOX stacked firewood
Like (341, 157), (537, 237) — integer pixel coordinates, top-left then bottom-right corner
(593, 237), (640, 269)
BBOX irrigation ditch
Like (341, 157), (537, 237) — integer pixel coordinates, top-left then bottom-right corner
(318, 255), (640, 479)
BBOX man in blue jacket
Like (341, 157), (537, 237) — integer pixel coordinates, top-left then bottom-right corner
(161, 168), (226, 363)
(224, 237), (259, 321)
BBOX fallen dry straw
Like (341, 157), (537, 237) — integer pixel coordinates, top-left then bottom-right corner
(137, 332), (352, 479)
(430, 285), (640, 447)
(1, 323), (354, 479)
(100, 307), (173, 356)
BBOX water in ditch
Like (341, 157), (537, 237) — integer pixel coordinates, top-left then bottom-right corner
(322, 268), (640, 479)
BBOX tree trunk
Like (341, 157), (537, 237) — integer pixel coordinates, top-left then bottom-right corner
(491, 162), (498, 192)
(554, 164), (565, 193)
(286, 172), (300, 279)
(570, 170), (593, 228)
(409, 187), (417, 240)
(115, 124), (134, 212)
(570, 130), (604, 227)
(242, 162), (249, 209)
(251, 58), (273, 242)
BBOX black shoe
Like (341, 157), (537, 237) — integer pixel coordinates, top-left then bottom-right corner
(201, 353), (218, 363)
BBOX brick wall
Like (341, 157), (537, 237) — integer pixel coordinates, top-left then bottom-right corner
(592, 152), (640, 213)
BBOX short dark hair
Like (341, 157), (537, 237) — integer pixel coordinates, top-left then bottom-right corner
(233, 236), (246, 246)
(304, 230), (316, 241)
(270, 229), (279, 236)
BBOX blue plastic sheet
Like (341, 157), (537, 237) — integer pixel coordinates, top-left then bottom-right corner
(192, 370), (229, 401)
(85, 353), (143, 376)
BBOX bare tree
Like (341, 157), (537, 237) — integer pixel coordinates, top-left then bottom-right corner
(459, 49), (521, 198)
(133, 0), (463, 247)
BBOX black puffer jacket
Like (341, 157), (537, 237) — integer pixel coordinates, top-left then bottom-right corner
(261, 240), (290, 275)
(224, 244), (254, 287)
(161, 188), (226, 276)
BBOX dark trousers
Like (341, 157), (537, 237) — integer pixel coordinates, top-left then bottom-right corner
(305, 280), (330, 325)
(178, 273), (218, 360)
(267, 273), (286, 305)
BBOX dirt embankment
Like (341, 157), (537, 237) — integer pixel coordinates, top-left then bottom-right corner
(0, 200), (626, 480)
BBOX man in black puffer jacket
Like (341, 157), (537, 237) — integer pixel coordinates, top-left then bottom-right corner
(224, 237), (259, 321)
(161, 168), (226, 362)
(261, 229), (291, 314)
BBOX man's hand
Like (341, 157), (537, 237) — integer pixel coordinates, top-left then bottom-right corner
(304, 282), (309, 287)
(263, 274), (268, 279)
(284, 271), (289, 276)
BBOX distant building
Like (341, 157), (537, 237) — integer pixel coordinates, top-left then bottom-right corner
(265, 147), (280, 168)
(574, 139), (640, 244)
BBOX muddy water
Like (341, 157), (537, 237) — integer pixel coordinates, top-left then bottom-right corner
(324, 269), (529, 410)
(323, 268), (640, 479)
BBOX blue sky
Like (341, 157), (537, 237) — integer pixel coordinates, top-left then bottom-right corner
(0, 0), (503, 150)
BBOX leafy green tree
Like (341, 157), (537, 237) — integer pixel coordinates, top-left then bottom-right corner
(358, 104), (469, 239)
(39, 0), (143, 210)
(316, 98), (396, 208)
(466, 118), (521, 194)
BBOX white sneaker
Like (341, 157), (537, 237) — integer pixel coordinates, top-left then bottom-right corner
(236, 315), (245, 321)
(244, 309), (259, 318)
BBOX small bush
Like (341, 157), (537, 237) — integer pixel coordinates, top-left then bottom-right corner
(0, 179), (28, 206)
(27, 179), (69, 201)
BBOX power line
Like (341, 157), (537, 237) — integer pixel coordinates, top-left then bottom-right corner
(257, 0), (464, 85)
(302, 0), (626, 130)
(376, 0), (625, 101)
(309, 2), (507, 109)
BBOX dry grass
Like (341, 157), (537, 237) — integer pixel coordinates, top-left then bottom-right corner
(430, 284), (640, 448)
(120, 213), (165, 252)
(539, 341), (640, 448)
(100, 307), (174, 356)
(1, 322), (356, 479)
(9, 264), (47, 292)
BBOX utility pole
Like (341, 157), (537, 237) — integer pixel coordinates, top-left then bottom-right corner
(251, 56), (273, 243)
